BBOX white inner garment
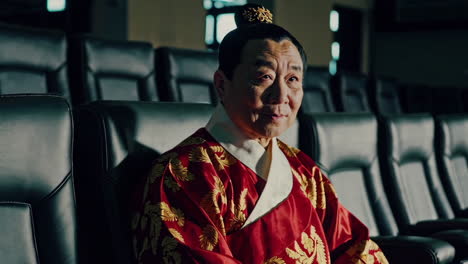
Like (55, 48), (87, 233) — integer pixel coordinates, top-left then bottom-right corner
(205, 104), (293, 228)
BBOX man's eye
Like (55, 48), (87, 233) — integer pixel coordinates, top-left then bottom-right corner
(289, 76), (299, 82)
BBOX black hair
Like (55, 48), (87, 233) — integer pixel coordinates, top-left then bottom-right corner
(218, 23), (308, 80)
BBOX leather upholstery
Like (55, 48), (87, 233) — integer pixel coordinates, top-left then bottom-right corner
(0, 24), (69, 100)
(73, 101), (214, 264)
(368, 77), (402, 115)
(379, 114), (468, 262)
(69, 36), (158, 105)
(155, 47), (218, 104)
(379, 114), (455, 227)
(301, 66), (334, 113)
(302, 113), (399, 236)
(435, 114), (468, 217)
(301, 112), (455, 264)
(0, 95), (77, 263)
(331, 71), (371, 112)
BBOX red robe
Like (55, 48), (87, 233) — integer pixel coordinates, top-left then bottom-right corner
(131, 128), (388, 264)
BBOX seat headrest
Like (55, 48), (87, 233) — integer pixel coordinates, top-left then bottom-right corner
(302, 112), (377, 172)
(0, 24), (66, 70)
(383, 114), (434, 163)
(84, 37), (155, 77)
(76, 101), (214, 165)
(0, 95), (71, 203)
(436, 114), (468, 157)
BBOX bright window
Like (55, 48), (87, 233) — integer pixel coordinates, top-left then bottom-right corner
(330, 10), (339, 32)
(329, 60), (337, 75)
(47, 0), (66, 12)
(331, 42), (340, 60)
(205, 15), (215, 45)
(216, 13), (236, 43)
(204, 0), (248, 49)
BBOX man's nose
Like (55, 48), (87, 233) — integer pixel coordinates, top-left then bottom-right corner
(267, 78), (289, 104)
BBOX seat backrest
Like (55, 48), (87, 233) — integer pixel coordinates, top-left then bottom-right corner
(73, 101), (214, 264)
(155, 47), (218, 104)
(332, 71), (371, 112)
(301, 66), (334, 113)
(301, 112), (399, 236)
(435, 114), (468, 217)
(69, 36), (158, 105)
(378, 114), (455, 230)
(0, 24), (69, 100)
(369, 77), (402, 116)
(0, 95), (76, 263)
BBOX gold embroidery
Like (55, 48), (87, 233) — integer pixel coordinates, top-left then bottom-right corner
(168, 228), (185, 243)
(162, 236), (182, 264)
(264, 256), (286, 264)
(311, 166), (327, 209)
(210, 146), (237, 170)
(345, 240), (388, 264)
(157, 152), (178, 163)
(278, 141), (300, 158)
(177, 137), (206, 147)
(149, 163), (165, 183)
(200, 175), (227, 235)
(169, 158), (194, 182)
(131, 212), (140, 231)
(292, 167), (326, 209)
(285, 226), (328, 264)
(142, 202), (163, 255)
(229, 188), (248, 232)
(199, 225), (219, 251)
(160, 202), (185, 227)
(189, 146), (212, 163)
(164, 176), (181, 192)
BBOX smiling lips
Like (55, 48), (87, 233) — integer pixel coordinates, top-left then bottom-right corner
(261, 112), (288, 121)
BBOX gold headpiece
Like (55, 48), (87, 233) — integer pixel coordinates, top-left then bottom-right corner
(242, 6), (273, 24)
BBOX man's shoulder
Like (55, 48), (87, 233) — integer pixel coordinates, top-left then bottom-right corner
(156, 128), (214, 161)
(277, 139), (314, 164)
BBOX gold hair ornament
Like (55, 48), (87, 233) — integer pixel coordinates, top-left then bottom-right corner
(242, 6), (273, 24)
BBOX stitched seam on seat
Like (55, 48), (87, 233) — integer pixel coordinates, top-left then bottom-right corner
(28, 203), (41, 264)
(36, 171), (72, 204)
(0, 202), (42, 263)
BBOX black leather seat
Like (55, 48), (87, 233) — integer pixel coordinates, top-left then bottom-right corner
(368, 77), (402, 116)
(301, 66), (334, 113)
(155, 47), (218, 104)
(435, 114), (468, 218)
(331, 71), (371, 112)
(69, 36), (158, 105)
(73, 101), (214, 264)
(301, 112), (455, 263)
(0, 24), (69, 100)
(379, 114), (468, 261)
(0, 95), (77, 263)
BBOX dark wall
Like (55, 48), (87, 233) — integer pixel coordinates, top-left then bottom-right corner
(374, 30), (468, 87)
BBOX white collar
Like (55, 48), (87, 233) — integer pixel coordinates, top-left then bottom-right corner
(205, 104), (293, 227)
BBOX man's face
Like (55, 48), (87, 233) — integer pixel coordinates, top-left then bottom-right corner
(217, 38), (304, 141)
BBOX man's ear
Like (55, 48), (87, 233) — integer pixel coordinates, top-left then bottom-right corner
(214, 70), (229, 103)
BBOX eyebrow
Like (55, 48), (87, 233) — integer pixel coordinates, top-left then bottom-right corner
(254, 59), (303, 73)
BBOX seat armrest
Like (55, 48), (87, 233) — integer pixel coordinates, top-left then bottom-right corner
(432, 230), (468, 262)
(372, 236), (455, 264)
(408, 219), (468, 236)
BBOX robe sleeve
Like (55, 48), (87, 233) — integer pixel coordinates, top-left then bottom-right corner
(130, 148), (242, 264)
(315, 168), (388, 263)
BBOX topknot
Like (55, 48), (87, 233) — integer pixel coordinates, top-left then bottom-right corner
(234, 4), (273, 27)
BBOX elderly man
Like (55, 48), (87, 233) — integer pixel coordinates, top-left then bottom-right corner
(131, 4), (387, 264)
